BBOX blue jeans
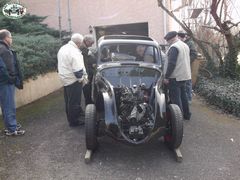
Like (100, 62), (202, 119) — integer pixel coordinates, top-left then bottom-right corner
(186, 79), (192, 101)
(168, 79), (191, 120)
(0, 84), (17, 132)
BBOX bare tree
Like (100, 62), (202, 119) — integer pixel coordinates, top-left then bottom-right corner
(157, 0), (213, 69)
(210, 0), (239, 78)
(158, 0), (240, 78)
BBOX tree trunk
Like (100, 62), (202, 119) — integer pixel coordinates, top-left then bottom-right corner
(210, 0), (238, 78)
(224, 34), (238, 78)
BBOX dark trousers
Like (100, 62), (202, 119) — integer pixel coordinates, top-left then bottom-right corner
(83, 81), (93, 105)
(64, 81), (83, 125)
(168, 78), (191, 120)
(186, 79), (192, 101)
(0, 84), (17, 132)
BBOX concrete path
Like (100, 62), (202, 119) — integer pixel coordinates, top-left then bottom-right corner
(0, 89), (240, 180)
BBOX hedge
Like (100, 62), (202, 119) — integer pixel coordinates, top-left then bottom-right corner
(12, 34), (61, 80)
(195, 76), (240, 117)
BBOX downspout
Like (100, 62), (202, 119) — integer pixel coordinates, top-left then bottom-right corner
(57, 0), (62, 40)
(67, 0), (72, 34)
(163, 0), (167, 36)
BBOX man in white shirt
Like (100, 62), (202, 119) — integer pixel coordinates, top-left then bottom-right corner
(57, 33), (88, 126)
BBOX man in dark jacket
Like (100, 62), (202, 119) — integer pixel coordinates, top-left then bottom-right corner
(0, 29), (25, 136)
(80, 35), (96, 105)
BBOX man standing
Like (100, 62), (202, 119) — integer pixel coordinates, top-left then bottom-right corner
(0, 29), (25, 136)
(178, 31), (198, 103)
(163, 31), (191, 120)
(80, 35), (96, 105)
(57, 33), (87, 127)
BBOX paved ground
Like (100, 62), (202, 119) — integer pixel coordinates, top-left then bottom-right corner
(0, 89), (240, 180)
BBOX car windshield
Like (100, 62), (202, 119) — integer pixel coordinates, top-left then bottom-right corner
(100, 65), (161, 87)
(99, 43), (159, 64)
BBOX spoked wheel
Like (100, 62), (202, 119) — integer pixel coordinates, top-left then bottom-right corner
(164, 104), (183, 150)
(85, 104), (98, 151)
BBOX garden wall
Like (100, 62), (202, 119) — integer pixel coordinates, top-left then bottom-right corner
(0, 72), (62, 114)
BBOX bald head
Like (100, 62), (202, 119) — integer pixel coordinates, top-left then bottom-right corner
(0, 29), (12, 46)
(71, 33), (83, 48)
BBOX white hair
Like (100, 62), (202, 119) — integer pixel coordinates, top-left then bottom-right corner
(83, 34), (94, 43)
(71, 33), (83, 44)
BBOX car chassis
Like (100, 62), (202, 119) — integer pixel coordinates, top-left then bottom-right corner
(84, 35), (183, 163)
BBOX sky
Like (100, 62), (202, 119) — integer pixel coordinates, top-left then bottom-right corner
(171, 0), (240, 30)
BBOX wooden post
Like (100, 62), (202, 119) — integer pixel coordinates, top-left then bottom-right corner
(84, 150), (92, 163)
(174, 148), (183, 162)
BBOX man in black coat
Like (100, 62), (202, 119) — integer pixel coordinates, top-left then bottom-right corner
(0, 29), (25, 136)
(80, 35), (96, 105)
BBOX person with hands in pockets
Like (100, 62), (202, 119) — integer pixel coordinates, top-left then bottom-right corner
(57, 33), (88, 127)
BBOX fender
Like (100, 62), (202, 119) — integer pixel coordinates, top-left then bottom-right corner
(102, 86), (118, 129)
(155, 87), (166, 119)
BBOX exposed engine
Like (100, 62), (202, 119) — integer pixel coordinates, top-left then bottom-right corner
(115, 84), (154, 141)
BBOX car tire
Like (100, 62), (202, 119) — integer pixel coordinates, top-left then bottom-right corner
(85, 104), (98, 151)
(164, 104), (183, 150)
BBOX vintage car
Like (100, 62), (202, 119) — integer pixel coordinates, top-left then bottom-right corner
(85, 35), (183, 161)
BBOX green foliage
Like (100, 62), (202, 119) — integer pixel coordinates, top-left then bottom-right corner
(237, 64), (240, 75)
(0, 0), (8, 7)
(0, 13), (60, 38)
(13, 34), (61, 80)
(0, 3), (66, 80)
(195, 76), (240, 117)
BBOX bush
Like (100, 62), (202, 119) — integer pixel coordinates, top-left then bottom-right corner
(195, 76), (240, 117)
(0, 13), (60, 38)
(13, 34), (61, 80)
(0, 8), (68, 80)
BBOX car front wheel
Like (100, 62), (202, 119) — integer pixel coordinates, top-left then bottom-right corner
(164, 104), (183, 150)
(85, 104), (98, 151)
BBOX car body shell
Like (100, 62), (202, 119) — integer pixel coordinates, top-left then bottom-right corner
(91, 35), (168, 145)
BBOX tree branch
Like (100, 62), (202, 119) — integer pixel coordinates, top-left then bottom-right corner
(157, 0), (193, 35)
(200, 25), (222, 32)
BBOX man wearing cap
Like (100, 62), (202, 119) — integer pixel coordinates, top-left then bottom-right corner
(178, 31), (198, 104)
(163, 31), (191, 120)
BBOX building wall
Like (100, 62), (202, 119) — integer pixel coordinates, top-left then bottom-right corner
(19, 0), (170, 43)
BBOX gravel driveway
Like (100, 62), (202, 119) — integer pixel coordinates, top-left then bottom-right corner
(0, 89), (240, 180)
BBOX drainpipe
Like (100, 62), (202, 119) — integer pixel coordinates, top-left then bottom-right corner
(57, 0), (62, 40)
(163, 0), (167, 37)
(67, 0), (72, 34)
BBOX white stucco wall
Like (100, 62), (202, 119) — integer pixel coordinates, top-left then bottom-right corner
(18, 0), (170, 43)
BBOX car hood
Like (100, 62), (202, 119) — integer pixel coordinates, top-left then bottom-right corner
(96, 62), (162, 88)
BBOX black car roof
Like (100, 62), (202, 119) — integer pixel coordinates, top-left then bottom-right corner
(98, 35), (159, 47)
(101, 35), (154, 41)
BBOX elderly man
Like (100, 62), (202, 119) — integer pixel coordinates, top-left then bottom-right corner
(163, 31), (191, 120)
(0, 29), (25, 136)
(80, 35), (96, 105)
(178, 31), (198, 104)
(58, 33), (88, 127)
